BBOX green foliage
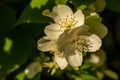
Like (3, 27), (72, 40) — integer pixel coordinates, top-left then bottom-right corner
(93, 0), (106, 12)
(81, 73), (98, 80)
(0, 29), (32, 78)
(0, 0), (120, 80)
(55, 0), (67, 5)
(85, 13), (108, 39)
(71, 0), (95, 9)
(103, 69), (118, 79)
(15, 71), (26, 80)
(0, 6), (16, 33)
(16, 0), (54, 25)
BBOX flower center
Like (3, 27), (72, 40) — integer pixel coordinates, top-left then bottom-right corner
(71, 36), (92, 53)
(57, 15), (75, 30)
(49, 44), (63, 57)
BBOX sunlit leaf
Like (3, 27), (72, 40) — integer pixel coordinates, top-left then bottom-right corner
(30, 0), (48, 9)
(55, 0), (67, 5)
(3, 37), (13, 54)
(16, 72), (26, 80)
(78, 5), (87, 10)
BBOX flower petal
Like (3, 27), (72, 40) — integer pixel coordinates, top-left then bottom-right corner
(55, 54), (68, 69)
(72, 25), (89, 35)
(86, 34), (102, 52)
(51, 5), (73, 23)
(74, 10), (84, 27)
(44, 24), (63, 40)
(25, 62), (42, 79)
(66, 50), (83, 67)
(37, 37), (55, 52)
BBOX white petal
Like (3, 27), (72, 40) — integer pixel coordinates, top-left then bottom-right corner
(51, 5), (73, 23)
(74, 10), (84, 27)
(25, 62), (42, 79)
(72, 25), (89, 35)
(37, 37), (55, 52)
(86, 34), (102, 52)
(44, 24), (63, 40)
(55, 54), (68, 69)
(66, 50), (83, 67)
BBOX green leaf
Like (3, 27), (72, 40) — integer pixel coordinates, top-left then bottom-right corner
(80, 60), (91, 70)
(83, 4), (96, 16)
(85, 13), (108, 39)
(30, 0), (48, 9)
(82, 73), (98, 80)
(103, 69), (118, 79)
(55, 0), (67, 5)
(16, 0), (53, 25)
(3, 38), (13, 53)
(106, 0), (120, 13)
(93, 0), (106, 12)
(0, 6), (16, 33)
(96, 71), (104, 80)
(71, 0), (95, 9)
(16, 71), (26, 80)
(0, 29), (32, 78)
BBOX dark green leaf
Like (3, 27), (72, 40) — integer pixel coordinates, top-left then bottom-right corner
(0, 29), (32, 78)
(106, 0), (120, 13)
(71, 0), (95, 9)
(0, 6), (16, 33)
(16, 0), (55, 25)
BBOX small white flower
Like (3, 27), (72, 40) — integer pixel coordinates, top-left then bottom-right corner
(44, 5), (84, 40)
(37, 25), (102, 69)
(89, 49), (106, 67)
(89, 54), (100, 64)
(25, 62), (42, 79)
(55, 25), (102, 68)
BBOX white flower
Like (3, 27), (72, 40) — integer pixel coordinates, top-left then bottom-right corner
(55, 25), (102, 68)
(44, 5), (84, 41)
(89, 49), (106, 67)
(38, 4), (85, 59)
(25, 62), (42, 79)
(37, 25), (102, 69)
(37, 5), (102, 69)
(89, 54), (100, 64)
